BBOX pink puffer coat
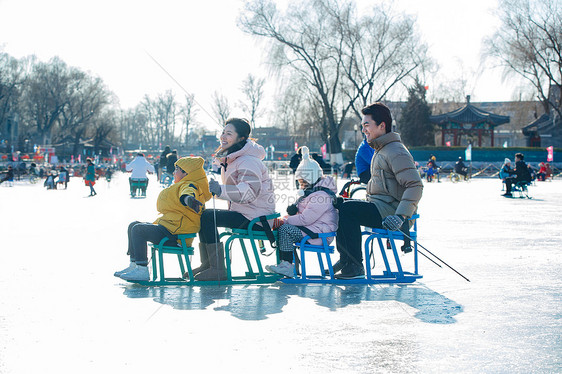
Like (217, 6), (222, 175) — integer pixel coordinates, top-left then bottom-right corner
(285, 176), (338, 245)
(218, 140), (276, 220)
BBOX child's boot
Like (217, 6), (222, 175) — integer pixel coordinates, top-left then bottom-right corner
(114, 261), (136, 277)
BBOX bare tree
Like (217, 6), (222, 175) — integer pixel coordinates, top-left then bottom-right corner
(211, 91), (231, 125)
(0, 53), (28, 144)
(485, 0), (562, 116)
(139, 95), (158, 147)
(154, 90), (178, 147)
(119, 107), (149, 149)
(179, 93), (198, 148)
(238, 0), (429, 162)
(21, 57), (70, 145)
(91, 109), (117, 154)
(58, 70), (110, 156)
(239, 74), (265, 127)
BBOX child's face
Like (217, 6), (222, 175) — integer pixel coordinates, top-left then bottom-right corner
(297, 179), (310, 190)
(173, 166), (187, 183)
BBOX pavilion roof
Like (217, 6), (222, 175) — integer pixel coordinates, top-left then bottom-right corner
(430, 96), (510, 127)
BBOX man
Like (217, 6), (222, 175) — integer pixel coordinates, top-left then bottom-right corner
(454, 157), (468, 178)
(335, 102), (423, 279)
(158, 145), (171, 179)
(503, 152), (531, 197)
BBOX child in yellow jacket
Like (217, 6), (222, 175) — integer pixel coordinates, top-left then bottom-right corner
(115, 156), (212, 281)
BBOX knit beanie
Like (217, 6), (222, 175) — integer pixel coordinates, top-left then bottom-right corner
(504, 158), (511, 164)
(175, 156), (205, 174)
(294, 146), (323, 185)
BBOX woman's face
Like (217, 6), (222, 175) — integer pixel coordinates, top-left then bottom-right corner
(220, 124), (244, 151)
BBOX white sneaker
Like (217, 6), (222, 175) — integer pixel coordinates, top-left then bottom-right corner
(119, 265), (150, 281)
(265, 261), (295, 278)
(114, 262), (136, 277)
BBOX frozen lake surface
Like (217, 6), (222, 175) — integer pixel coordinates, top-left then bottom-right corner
(0, 173), (560, 373)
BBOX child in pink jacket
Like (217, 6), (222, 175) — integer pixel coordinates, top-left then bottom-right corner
(266, 146), (338, 277)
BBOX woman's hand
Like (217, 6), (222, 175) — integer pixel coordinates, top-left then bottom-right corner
(209, 179), (222, 197)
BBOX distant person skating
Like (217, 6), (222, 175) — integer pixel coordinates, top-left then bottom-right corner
(503, 153), (532, 197)
(126, 153), (155, 195)
(84, 158), (97, 196)
(0, 165), (14, 186)
(158, 145), (171, 179)
(454, 157), (468, 179)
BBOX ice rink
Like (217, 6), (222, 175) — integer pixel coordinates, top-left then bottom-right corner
(0, 172), (560, 373)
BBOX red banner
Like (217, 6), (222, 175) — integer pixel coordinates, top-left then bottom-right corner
(547, 146), (554, 162)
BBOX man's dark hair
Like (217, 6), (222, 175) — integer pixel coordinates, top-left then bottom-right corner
(361, 102), (393, 133)
(515, 152), (524, 160)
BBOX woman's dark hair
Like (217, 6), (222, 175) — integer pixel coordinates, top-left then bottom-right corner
(225, 118), (251, 140)
(361, 102), (393, 133)
(216, 118), (252, 156)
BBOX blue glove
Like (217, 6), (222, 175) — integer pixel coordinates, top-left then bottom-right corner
(209, 179), (222, 197)
(382, 215), (404, 231)
(183, 195), (202, 213)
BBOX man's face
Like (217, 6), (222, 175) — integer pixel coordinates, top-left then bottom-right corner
(361, 114), (386, 143)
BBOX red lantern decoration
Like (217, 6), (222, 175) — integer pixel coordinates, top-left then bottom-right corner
(283, 154), (288, 158)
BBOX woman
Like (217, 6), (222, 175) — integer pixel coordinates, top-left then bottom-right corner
(193, 118), (275, 281)
(84, 158), (97, 196)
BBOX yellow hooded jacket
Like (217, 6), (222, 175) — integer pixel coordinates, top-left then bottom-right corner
(153, 157), (212, 242)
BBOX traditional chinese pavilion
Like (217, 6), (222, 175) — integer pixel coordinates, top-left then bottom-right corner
(430, 96), (510, 147)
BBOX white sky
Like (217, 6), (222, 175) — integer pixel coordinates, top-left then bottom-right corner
(0, 0), (524, 130)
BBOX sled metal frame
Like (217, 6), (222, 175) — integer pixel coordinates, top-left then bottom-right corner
(221, 213), (281, 284)
(130, 178), (148, 198)
(280, 232), (337, 284)
(512, 181), (532, 199)
(281, 215), (422, 285)
(362, 214), (421, 284)
(128, 215), (282, 286)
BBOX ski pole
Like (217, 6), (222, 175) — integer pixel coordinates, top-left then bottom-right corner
(401, 232), (470, 282)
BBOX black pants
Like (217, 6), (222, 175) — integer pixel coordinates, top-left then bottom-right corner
(127, 221), (177, 265)
(336, 200), (410, 265)
(505, 177), (529, 193)
(199, 209), (266, 244)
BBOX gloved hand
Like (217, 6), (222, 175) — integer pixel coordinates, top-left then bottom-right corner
(382, 215), (404, 231)
(209, 179), (222, 197)
(183, 195), (202, 213)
